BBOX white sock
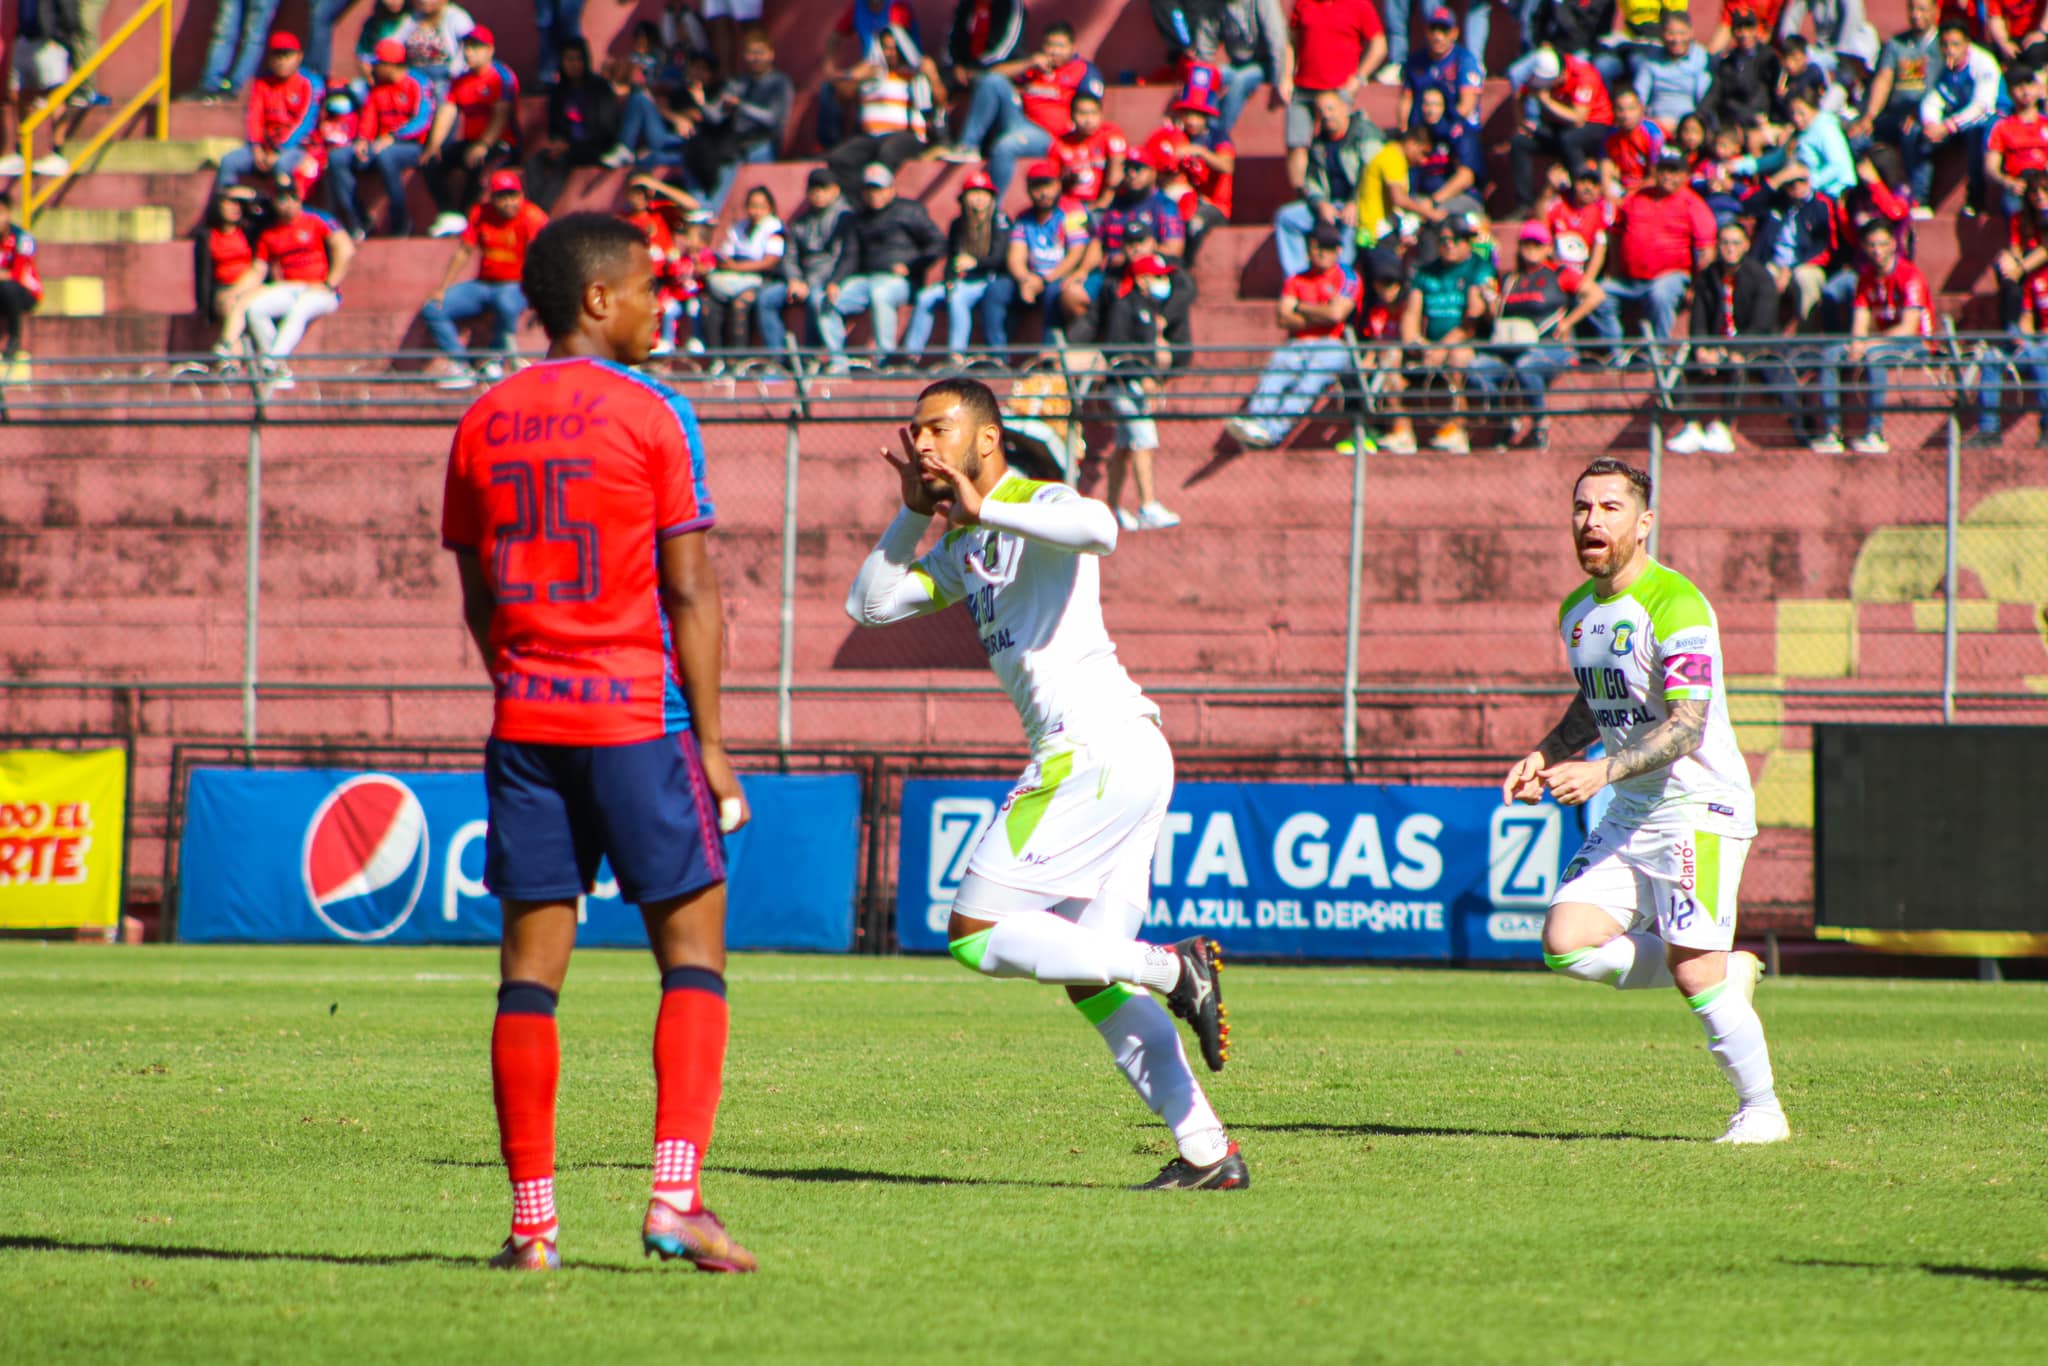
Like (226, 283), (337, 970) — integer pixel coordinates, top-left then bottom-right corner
(1544, 932), (1673, 990)
(1690, 980), (1779, 1108)
(1077, 985), (1229, 1167)
(954, 912), (1180, 990)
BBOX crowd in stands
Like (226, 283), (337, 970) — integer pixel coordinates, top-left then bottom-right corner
(7, 0), (2048, 486)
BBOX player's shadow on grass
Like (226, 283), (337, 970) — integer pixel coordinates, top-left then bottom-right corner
(0, 1234), (657, 1275)
(1787, 1258), (2048, 1291)
(1234, 1120), (1698, 1143)
(427, 1157), (1101, 1189)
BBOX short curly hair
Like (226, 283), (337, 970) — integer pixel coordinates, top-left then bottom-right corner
(521, 212), (650, 341)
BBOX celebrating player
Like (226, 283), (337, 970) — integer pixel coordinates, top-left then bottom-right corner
(1503, 459), (1786, 1145)
(845, 378), (1245, 1190)
(440, 212), (756, 1271)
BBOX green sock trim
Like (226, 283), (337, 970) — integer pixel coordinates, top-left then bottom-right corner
(948, 928), (993, 971)
(1543, 948), (1596, 972)
(1071, 983), (1141, 1025)
(1688, 979), (1730, 1011)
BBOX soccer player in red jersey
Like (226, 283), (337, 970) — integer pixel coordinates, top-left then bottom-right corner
(440, 212), (753, 1274)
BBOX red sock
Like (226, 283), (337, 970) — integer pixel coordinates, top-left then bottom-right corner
(493, 982), (560, 1238)
(652, 967), (728, 1215)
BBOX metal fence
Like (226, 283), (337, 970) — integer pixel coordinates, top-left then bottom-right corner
(4, 338), (2046, 916)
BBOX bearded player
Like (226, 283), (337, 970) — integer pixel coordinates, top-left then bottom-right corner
(845, 378), (1245, 1190)
(441, 212), (756, 1271)
(1504, 459), (1786, 1145)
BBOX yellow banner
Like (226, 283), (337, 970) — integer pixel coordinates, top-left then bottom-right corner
(0, 748), (127, 929)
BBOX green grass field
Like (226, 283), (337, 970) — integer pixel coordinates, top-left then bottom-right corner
(2, 945), (2044, 1363)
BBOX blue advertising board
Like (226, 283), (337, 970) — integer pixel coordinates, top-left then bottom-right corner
(178, 768), (861, 951)
(895, 779), (1568, 961)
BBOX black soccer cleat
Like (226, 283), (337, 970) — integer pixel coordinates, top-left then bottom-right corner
(1132, 1141), (1250, 1191)
(1164, 936), (1229, 1071)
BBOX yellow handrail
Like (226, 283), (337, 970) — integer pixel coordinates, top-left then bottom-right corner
(19, 0), (174, 230)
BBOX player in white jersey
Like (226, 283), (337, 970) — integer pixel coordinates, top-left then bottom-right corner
(1503, 459), (1788, 1145)
(846, 378), (1246, 1190)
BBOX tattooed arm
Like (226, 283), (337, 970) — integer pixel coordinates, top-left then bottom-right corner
(1541, 699), (1709, 806)
(1602, 698), (1708, 784)
(1502, 695), (1601, 804)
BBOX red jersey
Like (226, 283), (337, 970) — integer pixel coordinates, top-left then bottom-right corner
(1546, 197), (1614, 269)
(1290, 0), (1384, 91)
(2025, 270), (2048, 330)
(245, 70), (321, 150)
(0, 226), (42, 300)
(1181, 135), (1236, 217)
(448, 59), (521, 145)
(1989, 112), (2048, 176)
(624, 208), (681, 295)
(440, 359), (717, 745)
(1724, 0), (1791, 32)
(1855, 260), (1933, 337)
(208, 225), (255, 288)
(255, 209), (339, 284)
(466, 200), (548, 283)
(1605, 122), (1665, 190)
(1282, 262), (1364, 340)
(1358, 289), (1404, 340)
(1987, 0), (2048, 37)
(1051, 124), (1128, 201)
(358, 72), (435, 143)
(2012, 210), (2045, 257)
(1017, 57), (1102, 137)
(1553, 55), (1614, 128)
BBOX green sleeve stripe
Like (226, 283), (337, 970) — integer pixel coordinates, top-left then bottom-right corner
(1635, 563), (1713, 638)
(1663, 687), (1714, 702)
(1558, 580), (1597, 624)
(909, 565), (953, 607)
(986, 474), (1048, 505)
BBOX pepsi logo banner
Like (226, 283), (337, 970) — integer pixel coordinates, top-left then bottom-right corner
(0, 747), (128, 930)
(895, 779), (1569, 961)
(177, 767), (861, 950)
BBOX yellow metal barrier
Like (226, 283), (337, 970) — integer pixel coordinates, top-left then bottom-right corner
(18, 0), (174, 231)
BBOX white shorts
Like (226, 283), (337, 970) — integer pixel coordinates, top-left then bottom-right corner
(1551, 807), (1751, 952)
(954, 720), (1174, 937)
(704, 0), (764, 20)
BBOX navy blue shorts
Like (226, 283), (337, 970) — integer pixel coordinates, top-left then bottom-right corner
(483, 731), (727, 906)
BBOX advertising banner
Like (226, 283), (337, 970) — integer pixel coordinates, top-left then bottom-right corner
(0, 747), (128, 929)
(895, 779), (1566, 961)
(177, 767), (860, 951)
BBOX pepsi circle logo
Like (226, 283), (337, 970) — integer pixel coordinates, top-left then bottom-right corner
(301, 775), (430, 942)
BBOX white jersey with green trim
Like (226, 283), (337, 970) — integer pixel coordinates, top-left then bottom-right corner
(1558, 559), (1755, 835)
(848, 470), (1157, 751)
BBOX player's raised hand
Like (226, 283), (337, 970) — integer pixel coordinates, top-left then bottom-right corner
(921, 451), (982, 527)
(1502, 752), (1546, 805)
(882, 426), (940, 516)
(1538, 759), (1608, 807)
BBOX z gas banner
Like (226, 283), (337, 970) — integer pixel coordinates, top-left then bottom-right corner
(176, 768), (861, 950)
(895, 779), (1566, 961)
(0, 747), (128, 929)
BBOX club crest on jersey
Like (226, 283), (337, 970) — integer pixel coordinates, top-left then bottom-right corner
(1610, 622), (1635, 656)
(300, 774), (430, 942)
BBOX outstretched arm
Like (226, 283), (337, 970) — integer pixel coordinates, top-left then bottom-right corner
(974, 494), (1118, 555)
(846, 506), (948, 626)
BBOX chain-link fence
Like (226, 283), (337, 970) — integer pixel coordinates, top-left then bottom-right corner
(3, 339), (2045, 925)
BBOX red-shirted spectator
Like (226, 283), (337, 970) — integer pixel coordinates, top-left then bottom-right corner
(1814, 219), (1933, 454)
(1598, 148), (1714, 341)
(215, 35), (324, 195)
(1972, 0), (2048, 64)
(1225, 220), (1363, 449)
(1148, 96), (1237, 268)
(1049, 90), (1127, 208)
(424, 27), (522, 236)
(1285, 0), (1386, 188)
(1547, 165), (1615, 280)
(421, 171), (548, 387)
(0, 192), (43, 361)
(196, 187), (265, 361)
(1602, 90), (1666, 197)
(939, 21), (1106, 193)
(1988, 64), (2048, 214)
(329, 39), (437, 239)
(1511, 45), (1615, 208)
(244, 177), (354, 385)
